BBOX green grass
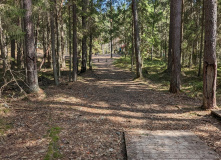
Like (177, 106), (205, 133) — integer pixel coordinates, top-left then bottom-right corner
(113, 56), (131, 69)
(114, 56), (221, 98)
(44, 126), (62, 160)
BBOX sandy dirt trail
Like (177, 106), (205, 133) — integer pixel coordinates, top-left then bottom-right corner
(1, 54), (221, 160)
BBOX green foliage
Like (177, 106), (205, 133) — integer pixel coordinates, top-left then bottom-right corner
(114, 56), (221, 98)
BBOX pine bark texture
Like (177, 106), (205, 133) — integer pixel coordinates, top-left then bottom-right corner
(203, 0), (217, 109)
(23, 0), (39, 92)
(169, 0), (182, 93)
(132, 0), (142, 78)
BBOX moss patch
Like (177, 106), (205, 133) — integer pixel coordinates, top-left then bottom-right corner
(44, 126), (62, 160)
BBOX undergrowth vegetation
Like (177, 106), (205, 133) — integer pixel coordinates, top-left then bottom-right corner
(114, 56), (221, 99)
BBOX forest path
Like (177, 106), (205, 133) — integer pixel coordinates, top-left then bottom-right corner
(2, 54), (221, 159)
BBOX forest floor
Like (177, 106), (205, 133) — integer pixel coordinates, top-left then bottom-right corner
(1, 54), (221, 159)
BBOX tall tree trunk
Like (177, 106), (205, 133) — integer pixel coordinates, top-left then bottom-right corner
(73, 0), (78, 81)
(60, 18), (65, 69)
(198, 0), (204, 77)
(167, 0), (173, 73)
(202, 0), (217, 109)
(47, 21), (52, 68)
(0, 16), (7, 73)
(11, 39), (15, 70)
(89, 0), (93, 70)
(50, 1), (59, 85)
(181, 0), (185, 65)
(55, 2), (61, 77)
(131, 18), (134, 71)
(81, 0), (88, 73)
(169, 0), (182, 93)
(151, 2), (156, 61)
(69, 4), (72, 82)
(110, 0), (113, 58)
(17, 40), (22, 70)
(23, 0), (40, 92)
(132, 0), (142, 78)
(89, 34), (93, 70)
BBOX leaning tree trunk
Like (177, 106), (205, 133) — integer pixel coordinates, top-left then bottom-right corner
(132, 0), (142, 78)
(81, 0), (88, 73)
(202, 0), (217, 109)
(73, 0), (78, 81)
(169, 0), (182, 93)
(23, 0), (39, 92)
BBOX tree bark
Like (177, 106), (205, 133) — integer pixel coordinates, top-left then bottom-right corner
(55, 1), (61, 77)
(0, 16), (7, 73)
(167, 0), (173, 73)
(81, 0), (88, 73)
(11, 39), (16, 70)
(23, 0), (40, 92)
(131, 18), (134, 71)
(73, 0), (78, 81)
(132, 0), (142, 78)
(198, 0), (204, 77)
(169, 0), (182, 93)
(50, 0), (59, 85)
(69, 4), (72, 82)
(202, 0), (217, 109)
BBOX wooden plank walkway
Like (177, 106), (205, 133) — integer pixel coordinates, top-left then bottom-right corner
(125, 130), (220, 160)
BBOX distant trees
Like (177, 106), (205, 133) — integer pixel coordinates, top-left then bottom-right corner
(0, 0), (219, 110)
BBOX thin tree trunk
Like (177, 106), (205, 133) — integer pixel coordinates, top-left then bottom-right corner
(73, 0), (78, 81)
(23, 0), (40, 92)
(17, 40), (22, 70)
(50, 0), (59, 85)
(202, 0), (217, 109)
(167, 0), (173, 73)
(69, 4), (72, 82)
(131, 18), (134, 71)
(169, 0), (182, 93)
(11, 39), (16, 70)
(81, 0), (88, 73)
(60, 18), (65, 68)
(89, 34), (93, 70)
(132, 0), (142, 78)
(0, 16), (7, 73)
(151, 2), (156, 61)
(110, 0), (113, 58)
(198, 0), (204, 77)
(55, 2), (61, 77)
